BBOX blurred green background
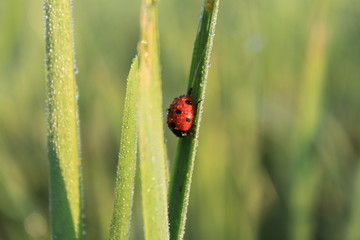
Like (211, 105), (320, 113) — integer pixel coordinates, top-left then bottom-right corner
(1, 0), (360, 239)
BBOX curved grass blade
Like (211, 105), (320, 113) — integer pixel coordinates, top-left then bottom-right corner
(137, 0), (169, 239)
(109, 56), (139, 240)
(44, 0), (84, 239)
(168, 1), (220, 239)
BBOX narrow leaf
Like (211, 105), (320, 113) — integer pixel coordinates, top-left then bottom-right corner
(168, 0), (220, 239)
(44, 0), (84, 239)
(346, 161), (360, 240)
(289, 1), (329, 239)
(137, 0), (170, 239)
(109, 56), (139, 240)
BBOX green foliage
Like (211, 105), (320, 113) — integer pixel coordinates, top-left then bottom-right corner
(109, 57), (139, 240)
(137, 0), (170, 239)
(2, 0), (360, 239)
(346, 164), (360, 240)
(288, 1), (330, 239)
(168, 0), (220, 239)
(44, 0), (83, 239)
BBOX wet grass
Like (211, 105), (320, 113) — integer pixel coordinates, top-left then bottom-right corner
(1, 0), (360, 239)
(44, 0), (83, 239)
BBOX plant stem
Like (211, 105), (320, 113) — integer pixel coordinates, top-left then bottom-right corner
(44, 0), (83, 239)
(137, 0), (170, 239)
(168, 1), (220, 239)
(346, 160), (360, 240)
(109, 57), (139, 240)
(289, 0), (329, 239)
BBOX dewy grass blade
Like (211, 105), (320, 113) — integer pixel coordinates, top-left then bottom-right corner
(137, 0), (170, 239)
(168, 0), (220, 239)
(44, 0), (84, 239)
(109, 56), (139, 240)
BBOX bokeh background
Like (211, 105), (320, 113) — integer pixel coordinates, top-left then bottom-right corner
(1, 0), (360, 239)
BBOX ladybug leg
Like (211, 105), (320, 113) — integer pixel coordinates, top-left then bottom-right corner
(186, 125), (197, 138)
(196, 99), (203, 110)
(190, 129), (197, 138)
(187, 88), (193, 96)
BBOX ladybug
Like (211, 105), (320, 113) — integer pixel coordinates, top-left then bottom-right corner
(167, 95), (195, 137)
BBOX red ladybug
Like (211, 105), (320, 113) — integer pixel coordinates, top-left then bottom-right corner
(167, 95), (195, 137)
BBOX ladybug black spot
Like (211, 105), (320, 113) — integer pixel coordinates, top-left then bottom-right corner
(169, 122), (176, 129)
(175, 109), (182, 114)
(185, 100), (192, 105)
(186, 118), (191, 122)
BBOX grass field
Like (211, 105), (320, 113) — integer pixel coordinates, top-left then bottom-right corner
(1, 0), (360, 239)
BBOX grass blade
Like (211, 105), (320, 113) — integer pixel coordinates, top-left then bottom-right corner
(109, 56), (139, 240)
(44, 0), (84, 239)
(168, 1), (220, 239)
(289, 0), (329, 239)
(137, 0), (169, 239)
(346, 161), (360, 240)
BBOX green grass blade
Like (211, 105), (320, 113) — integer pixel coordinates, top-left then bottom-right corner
(289, 1), (329, 239)
(168, 1), (220, 239)
(109, 56), (139, 240)
(137, 0), (169, 239)
(346, 161), (360, 240)
(44, 0), (84, 239)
